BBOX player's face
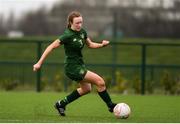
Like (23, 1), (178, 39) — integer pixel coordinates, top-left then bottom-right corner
(71, 16), (83, 31)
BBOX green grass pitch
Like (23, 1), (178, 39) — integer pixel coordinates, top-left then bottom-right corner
(0, 92), (180, 123)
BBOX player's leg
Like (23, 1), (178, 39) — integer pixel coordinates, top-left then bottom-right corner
(82, 70), (116, 112)
(59, 81), (91, 107)
(77, 81), (92, 95)
(55, 64), (91, 116)
(55, 81), (91, 116)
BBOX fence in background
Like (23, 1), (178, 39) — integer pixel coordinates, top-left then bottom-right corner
(0, 38), (180, 94)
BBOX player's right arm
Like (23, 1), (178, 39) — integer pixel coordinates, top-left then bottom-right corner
(33, 39), (61, 71)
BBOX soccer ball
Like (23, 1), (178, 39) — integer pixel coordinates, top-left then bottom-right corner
(113, 103), (131, 119)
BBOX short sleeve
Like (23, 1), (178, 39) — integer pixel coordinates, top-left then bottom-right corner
(82, 29), (88, 40)
(58, 34), (69, 45)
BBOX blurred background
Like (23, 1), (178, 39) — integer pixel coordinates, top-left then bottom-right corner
(1, 0), (180, 38)
(0, 0), (180, 95)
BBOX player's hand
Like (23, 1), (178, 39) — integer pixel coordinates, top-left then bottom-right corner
(102, 40), (110, 47)
(33, 63), (41, 71)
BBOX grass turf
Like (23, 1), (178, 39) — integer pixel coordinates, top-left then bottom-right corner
(0, 91), (180, 123)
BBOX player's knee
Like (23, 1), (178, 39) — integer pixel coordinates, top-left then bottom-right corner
(96, 78), (106, 89)
(85, 85), (91, 93)
(81, 85), (91, 95)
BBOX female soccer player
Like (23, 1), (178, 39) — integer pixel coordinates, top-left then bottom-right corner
(33, 11), (116, 116)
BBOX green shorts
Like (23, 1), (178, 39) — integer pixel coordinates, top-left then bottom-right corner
(64, 63), (87, 82)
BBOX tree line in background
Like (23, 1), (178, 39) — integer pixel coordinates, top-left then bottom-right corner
(0, 0), (180, 38)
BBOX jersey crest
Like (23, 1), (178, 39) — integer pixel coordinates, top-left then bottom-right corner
(73, 38), (77, 42)
(80, 33), (85, 39)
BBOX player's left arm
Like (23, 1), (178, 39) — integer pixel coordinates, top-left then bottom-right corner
(86, 37), (110, 49)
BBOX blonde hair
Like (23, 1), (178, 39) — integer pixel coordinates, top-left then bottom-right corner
(67, 11), (82, 28)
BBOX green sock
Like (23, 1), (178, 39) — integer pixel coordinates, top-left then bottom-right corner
(98, 90), (113, 108)
(60, 90), (81, 107)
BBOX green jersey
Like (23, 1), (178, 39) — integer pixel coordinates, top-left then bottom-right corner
(58, 28), (88, 81)
(59, 28), (87, 64)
